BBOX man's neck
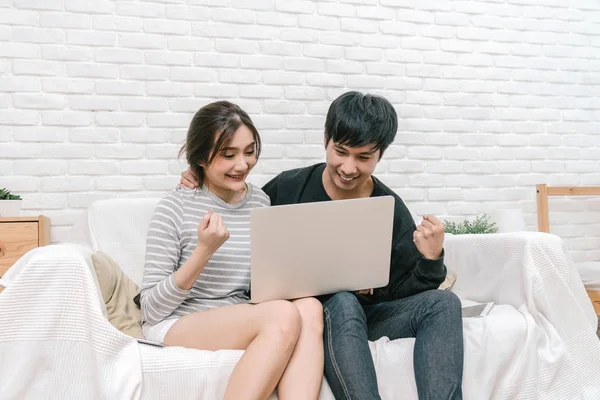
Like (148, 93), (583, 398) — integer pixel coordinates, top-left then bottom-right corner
(321, 168), (374, 200)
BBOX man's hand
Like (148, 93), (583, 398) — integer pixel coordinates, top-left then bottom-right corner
(180, 168), (199, 189)
(413, 215), (444, 260)
(357, 289), (374, 295)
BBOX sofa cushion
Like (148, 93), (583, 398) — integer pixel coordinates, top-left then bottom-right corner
(87, 197), (161, 286)
(91, 250), (143, 338)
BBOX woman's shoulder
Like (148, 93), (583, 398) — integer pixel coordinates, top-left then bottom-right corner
(248, 183), (271, 207)
(157, 185), (205, 208)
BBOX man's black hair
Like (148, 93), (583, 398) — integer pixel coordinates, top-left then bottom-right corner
(324, 91), (398, 157)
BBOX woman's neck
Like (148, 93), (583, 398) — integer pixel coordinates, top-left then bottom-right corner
(204, 181), (247, 204)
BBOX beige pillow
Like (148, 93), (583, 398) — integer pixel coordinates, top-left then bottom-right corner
(91, 251), (143, 338)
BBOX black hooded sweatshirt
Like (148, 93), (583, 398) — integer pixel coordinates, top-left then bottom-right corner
(261, 162), (446, 305)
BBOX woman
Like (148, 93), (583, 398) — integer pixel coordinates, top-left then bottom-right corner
(140, 101), (324, 400)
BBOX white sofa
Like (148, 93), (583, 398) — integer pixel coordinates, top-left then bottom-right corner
(1, 197), (600, 400)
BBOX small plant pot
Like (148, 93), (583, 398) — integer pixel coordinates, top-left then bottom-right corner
(0, 200), (22, 217)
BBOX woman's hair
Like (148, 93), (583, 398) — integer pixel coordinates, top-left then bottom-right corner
(179, 101), (261, 185)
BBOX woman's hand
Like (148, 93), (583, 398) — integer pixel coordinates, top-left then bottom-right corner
(175, 213), (228, 290)
(196, 211), (230, 256)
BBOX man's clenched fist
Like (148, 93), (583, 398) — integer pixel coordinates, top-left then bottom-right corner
(413, 215), (444, 260)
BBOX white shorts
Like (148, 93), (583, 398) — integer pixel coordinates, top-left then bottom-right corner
(142, 318), (179, 343)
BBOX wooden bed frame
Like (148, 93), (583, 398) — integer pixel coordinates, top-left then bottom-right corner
(536, 184), (600, 316)
(536, 184), (600, 233)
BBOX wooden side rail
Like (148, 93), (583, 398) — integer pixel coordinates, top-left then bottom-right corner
(536, 184), (600, 233)
(537, 185), (600, 317)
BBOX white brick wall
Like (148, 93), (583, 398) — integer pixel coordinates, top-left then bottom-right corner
(1, 0), (599, 262)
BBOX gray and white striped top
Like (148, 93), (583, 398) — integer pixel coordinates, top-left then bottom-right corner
(140, 183), (270, 327)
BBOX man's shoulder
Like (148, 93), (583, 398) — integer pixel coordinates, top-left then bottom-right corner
(372, 176), (401, 201)
(274, 163), (324, 184)
(372, 176), (414, 222)
(263, 163), (324, 205)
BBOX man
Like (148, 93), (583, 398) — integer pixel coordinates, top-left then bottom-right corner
(181, 91), (464, 399)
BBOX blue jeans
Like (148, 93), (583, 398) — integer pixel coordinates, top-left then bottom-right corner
(322, 290), (463, 400)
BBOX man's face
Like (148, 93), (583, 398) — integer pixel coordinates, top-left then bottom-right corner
(324, 139), (381, 196)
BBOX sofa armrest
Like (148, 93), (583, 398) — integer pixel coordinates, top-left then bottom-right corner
(0, 244), (107, 318)
(444, 232), (597, 330)
(0, 244), (141, 398)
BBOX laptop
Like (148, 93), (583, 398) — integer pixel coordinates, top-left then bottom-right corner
(249, 196), (395, 303)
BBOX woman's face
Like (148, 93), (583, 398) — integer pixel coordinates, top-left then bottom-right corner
(202, 124), (258, 201)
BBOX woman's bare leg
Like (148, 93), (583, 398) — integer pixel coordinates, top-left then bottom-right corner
(164, 300), (301, 400)
(277, 297), (324, 400)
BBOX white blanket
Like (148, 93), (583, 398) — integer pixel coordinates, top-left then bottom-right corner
(1, 232), (600, 399)
(0, 245), (142, 400)
(446, 232), (600, 399)
(577, 261), (600, 290)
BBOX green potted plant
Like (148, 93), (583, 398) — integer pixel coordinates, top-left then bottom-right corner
(0, 188), (22, 217)
(444, 214), (498, 235)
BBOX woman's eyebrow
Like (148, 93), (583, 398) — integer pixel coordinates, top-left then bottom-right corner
(221, 142), (256, 152)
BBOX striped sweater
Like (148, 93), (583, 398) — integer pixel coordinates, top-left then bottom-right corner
(140, 183), (271, 326)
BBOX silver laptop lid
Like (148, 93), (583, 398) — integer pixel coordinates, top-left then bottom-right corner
(250, 196), (395, 303)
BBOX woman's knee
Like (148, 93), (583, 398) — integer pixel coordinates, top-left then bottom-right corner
(294, 297), (324, 335)
(264, 300), (302, 343)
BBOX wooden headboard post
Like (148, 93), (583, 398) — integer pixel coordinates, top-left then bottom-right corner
(536, 184), (600, 233)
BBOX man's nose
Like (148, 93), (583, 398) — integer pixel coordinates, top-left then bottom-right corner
(340, 160), (357, 175)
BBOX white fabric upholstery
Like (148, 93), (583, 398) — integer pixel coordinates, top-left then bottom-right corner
(89, 198), (600, 399)
(445, 232), (600, 399)
(577, 261), (600, 290)
(88, 198), (161, 286)
(0, 245), (142, 399)
(1, 198), (599, 399)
